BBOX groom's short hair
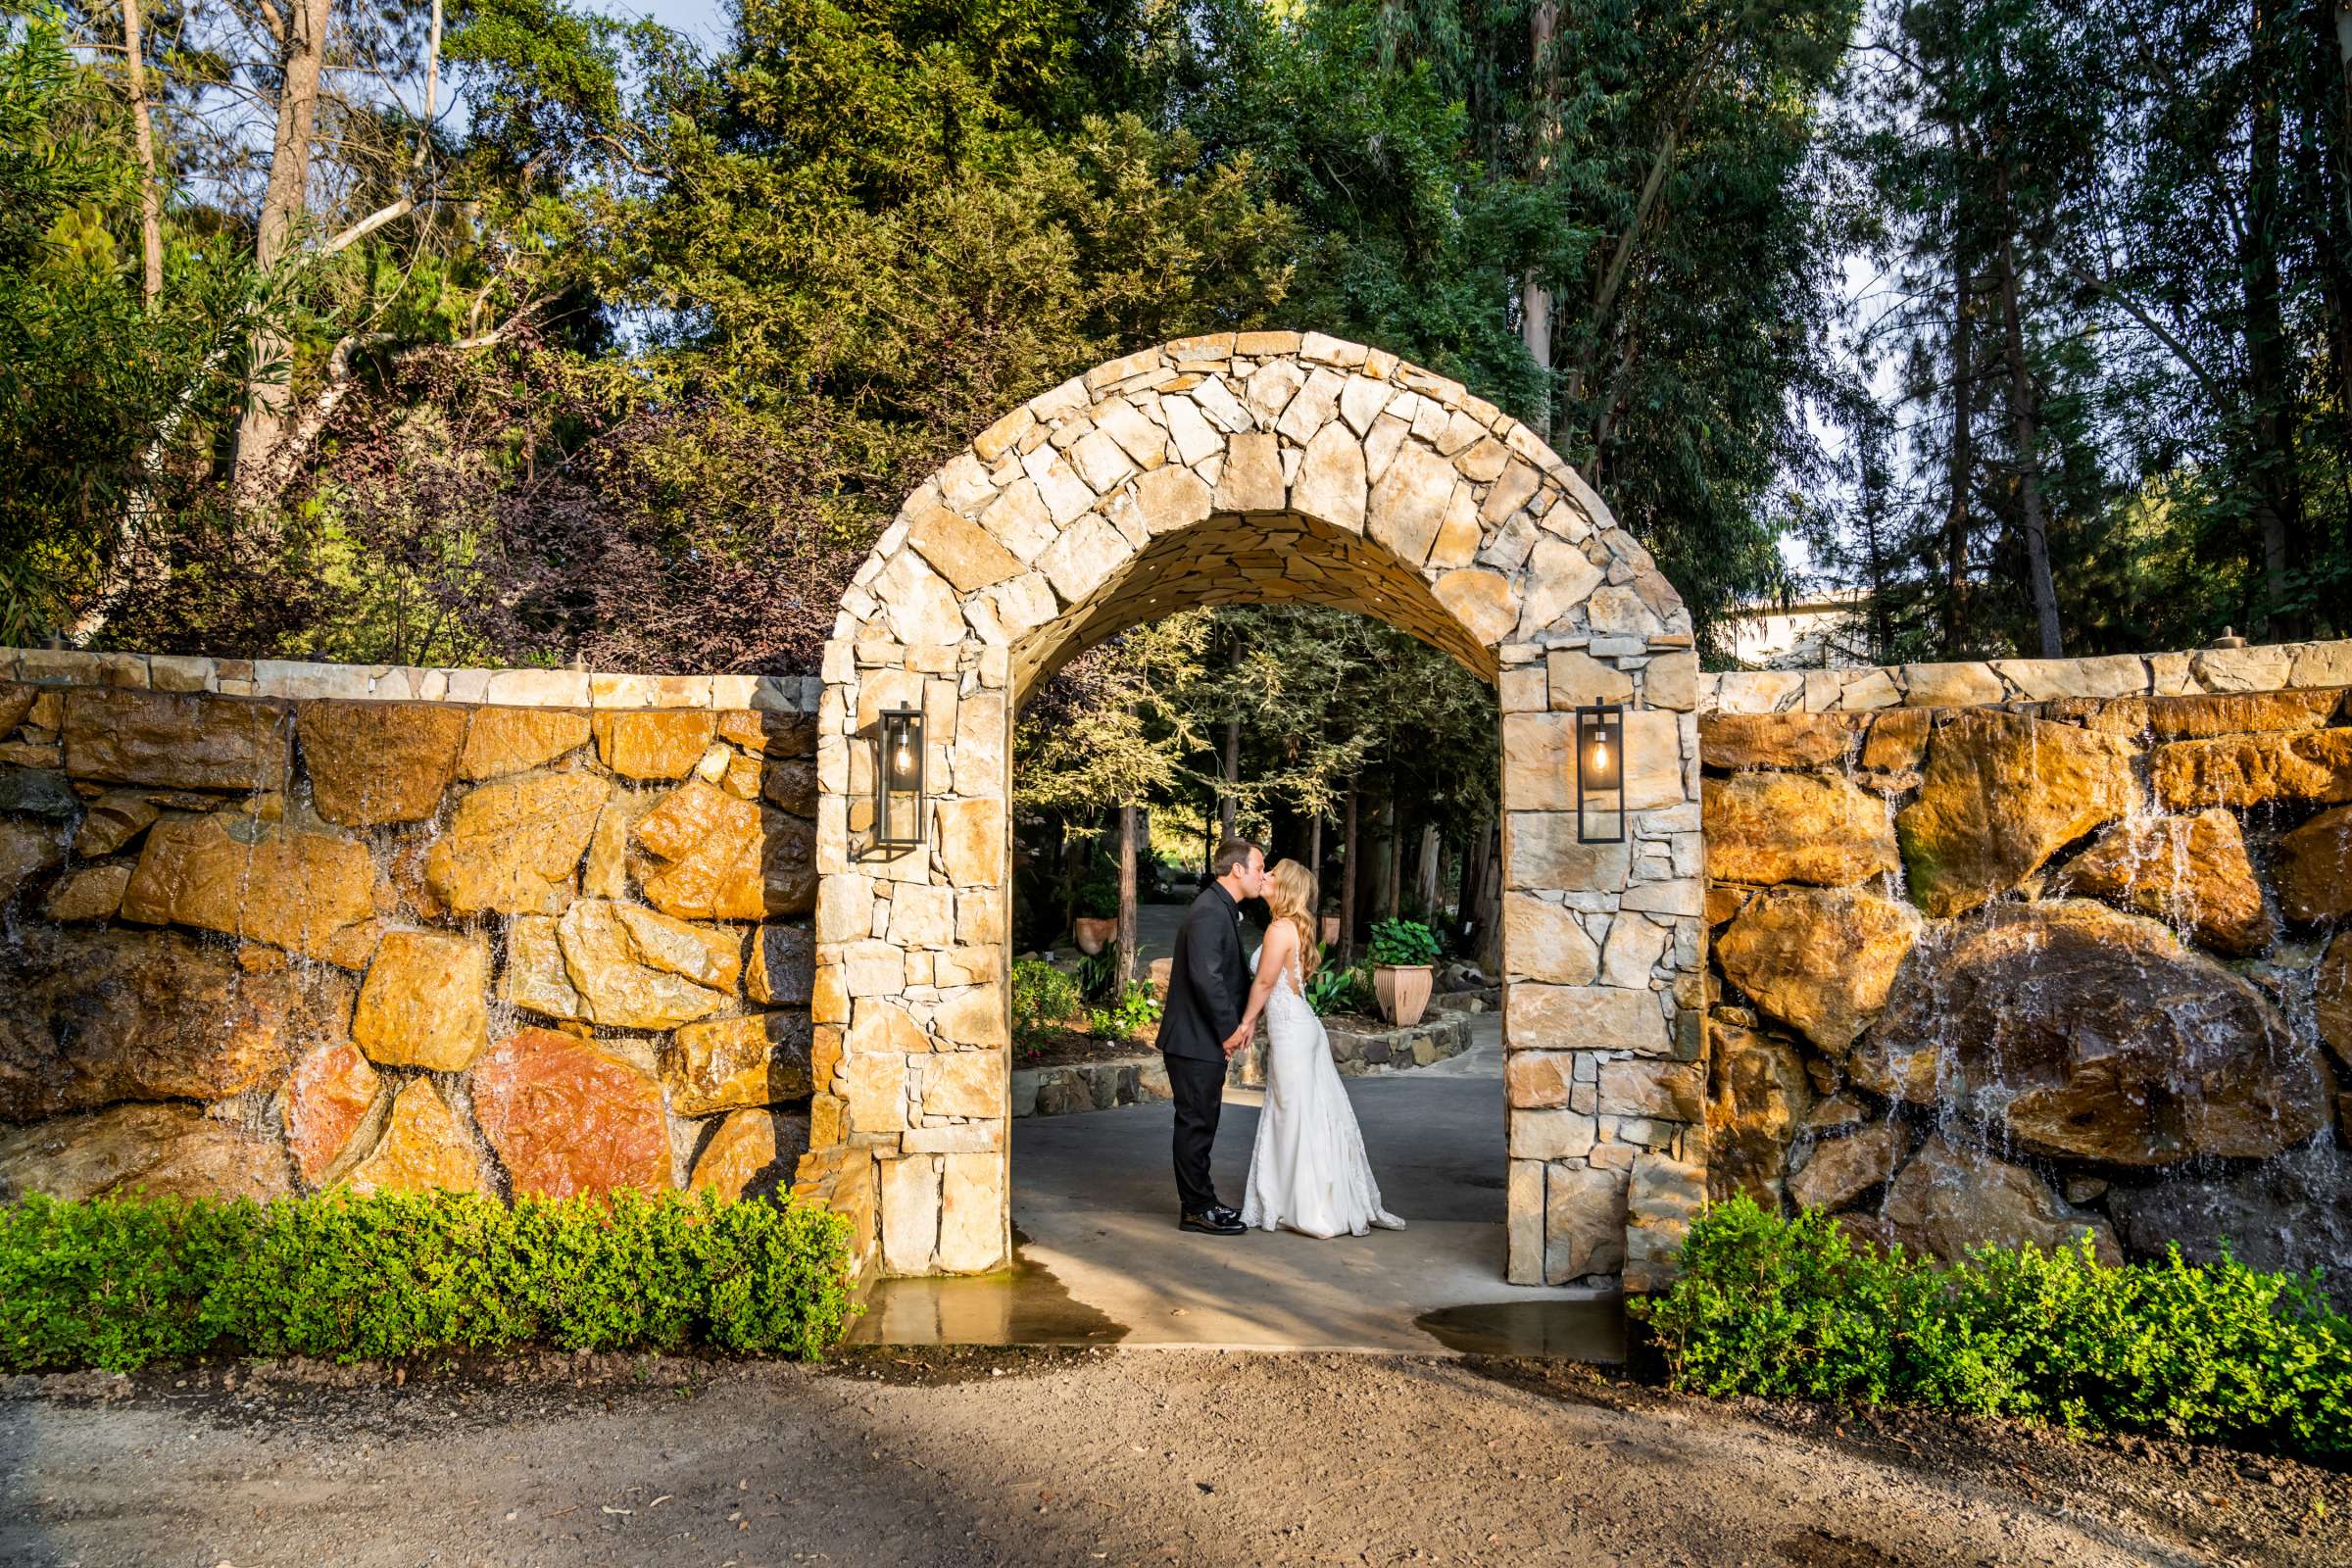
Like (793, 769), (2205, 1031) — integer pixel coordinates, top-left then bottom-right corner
(1211, 836), (1263, 878)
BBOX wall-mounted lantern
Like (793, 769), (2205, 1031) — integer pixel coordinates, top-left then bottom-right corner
(873, 706), (926, 850)
(1575, 703), (1625, 844)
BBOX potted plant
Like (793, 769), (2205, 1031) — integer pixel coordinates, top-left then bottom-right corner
(1318, 902), (1342, 946)
(1368, 917), (1441, 1026)
(1070, 877), (1118, 956)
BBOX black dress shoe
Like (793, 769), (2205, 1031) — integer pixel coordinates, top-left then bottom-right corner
(1180, 1209), (1247, 1236)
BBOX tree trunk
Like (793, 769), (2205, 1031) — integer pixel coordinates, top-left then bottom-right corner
(1455, 816), (1484, 943)
(1379, 798), (1401, 923)
(1943, 217), (1975, 653)
(1475, 820), (1502, 974)
(2246, 0), (2301, 632)
(233, 0), (336, 503)
(1991, 141), (2063, 658)
(1339, 778), (1359, 965)
(1116, 803), (1138, 986)
(1521, 0), (1559, 424)
(1414, 822), (1442, 919)
(1306, 810), (1322, 894)
(122, 0), (163, 309)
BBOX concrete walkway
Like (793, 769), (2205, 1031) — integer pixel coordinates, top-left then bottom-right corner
(855, 1016), (1624, 1356)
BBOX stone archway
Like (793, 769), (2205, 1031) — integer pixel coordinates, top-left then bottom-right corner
(810, 332), (1707, 1291)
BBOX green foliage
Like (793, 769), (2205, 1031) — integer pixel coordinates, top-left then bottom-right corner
(1010, 956), (1084, 1045)
(1636, 1197), (2352, 1462)
(1074, 942), (1123, 1002)
(1071, 875), (1119, 921)
(1087, 981), (1162, 1040)
(0, 1188), (854, 1371)
(1367, 917), (1440, 967)
(1304, 956), (1371, 1017)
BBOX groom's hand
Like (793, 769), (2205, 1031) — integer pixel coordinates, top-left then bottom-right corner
(1221, 1023), (1250, 1057)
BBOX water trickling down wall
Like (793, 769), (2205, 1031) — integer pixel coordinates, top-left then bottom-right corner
(0, 651), (875, 1256)
(1699, 645), (2352, 1292)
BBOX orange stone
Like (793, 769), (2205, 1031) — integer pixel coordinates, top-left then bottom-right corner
(296, 701), (466, 825)
(592, 710), (716, 780)
(471, 1027), (672, 1198)
(342, 1078), (488, 1195)
(282, 1041), (382, 1184)
(688, 1108), (811, 1200)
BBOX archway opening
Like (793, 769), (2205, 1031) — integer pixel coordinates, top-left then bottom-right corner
(809, 332), (1705, 1309)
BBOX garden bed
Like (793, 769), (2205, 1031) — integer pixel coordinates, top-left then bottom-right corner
(1009, 1010), (1478, 1117)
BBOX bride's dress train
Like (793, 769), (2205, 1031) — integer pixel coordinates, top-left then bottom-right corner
(1240, 947), (1406, 1238)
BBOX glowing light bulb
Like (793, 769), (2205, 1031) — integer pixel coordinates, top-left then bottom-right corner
(1591, 738), (1610, 772)
(894, 738), (913, 775)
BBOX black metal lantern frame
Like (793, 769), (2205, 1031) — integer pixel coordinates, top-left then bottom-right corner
(1574, 702), (1626, 844)
(873, 705), (927, 850)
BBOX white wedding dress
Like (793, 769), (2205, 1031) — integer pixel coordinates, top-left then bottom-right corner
(1240, 945), (1406, 1238)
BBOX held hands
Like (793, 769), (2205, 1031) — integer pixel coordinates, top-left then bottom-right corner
(1221, 1020), (1254, 1057)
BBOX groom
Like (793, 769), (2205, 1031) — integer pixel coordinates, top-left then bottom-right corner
(1158, 836), (1265, 1236)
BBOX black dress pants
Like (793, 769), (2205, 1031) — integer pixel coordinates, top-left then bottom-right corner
(1164, 1053), (1227, 1214)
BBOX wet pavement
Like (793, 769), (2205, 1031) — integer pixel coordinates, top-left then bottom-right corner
(854, 1014), (1627, 1358)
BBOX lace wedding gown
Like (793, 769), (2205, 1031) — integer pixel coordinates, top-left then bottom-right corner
(1240, 946), (1406, 1238)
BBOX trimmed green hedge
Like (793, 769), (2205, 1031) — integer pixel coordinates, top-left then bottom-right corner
(1633, 1196), (2352, 1461)
(0, 1188), (855, 1372)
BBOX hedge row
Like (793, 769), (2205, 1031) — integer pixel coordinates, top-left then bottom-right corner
(1634, 1196), (2352, 1462)
(0, 1187), (855, 1371)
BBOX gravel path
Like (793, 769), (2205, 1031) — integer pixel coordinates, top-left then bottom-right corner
(6, 1347), (2343, 1567)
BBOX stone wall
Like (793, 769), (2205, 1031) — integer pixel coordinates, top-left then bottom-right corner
(0, 649), (871, 1267)
(1700, 638), (2352, 1285)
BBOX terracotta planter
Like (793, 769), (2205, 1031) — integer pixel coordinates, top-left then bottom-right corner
(1372, 964), (1434, 1027)
(1072, 917), (1117, 956)
(1319, 915), (1341, 946)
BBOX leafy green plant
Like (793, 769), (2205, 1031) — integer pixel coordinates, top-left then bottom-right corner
(1087, 981), (1162, 1041)
(1304, 957), (1371, 1016)
(1074, 943), (1125, 1003)
(1071, 875), (1119, 920)
(1011, 956), (1084, 1045)
(0, 1188), (855, 1372)
(1367, 917), (1441, 967)
(1634, 1196), (2352, 1461)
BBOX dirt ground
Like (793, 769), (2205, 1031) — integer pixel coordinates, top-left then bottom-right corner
(2, 1347), (2344, 1568)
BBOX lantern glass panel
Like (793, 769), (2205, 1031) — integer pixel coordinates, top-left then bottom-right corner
(1575, 703), (1627, 844)
(875, 707), (926, 849)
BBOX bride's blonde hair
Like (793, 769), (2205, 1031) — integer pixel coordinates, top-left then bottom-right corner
(1266, 858), (1321, 979)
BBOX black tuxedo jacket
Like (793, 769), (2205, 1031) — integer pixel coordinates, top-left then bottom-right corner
(1157, 881), (1249, 1063)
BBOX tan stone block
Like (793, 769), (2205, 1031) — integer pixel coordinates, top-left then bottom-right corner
(62, 689), (291, 792)
(1501, 893), (1598, 984)
(1506, 1157), (1546, 1283)
(1991, 655), (2148, 702)
(352, 929), (491, 1071)
(1714, 671), (1803, 714)
(553, 899), (729, 1029)
(810, 957), (849, 1024)
(663, 1009), (814, 1116)
(1498, 666), (1547, 713)
(1133, 464), (1211, 537)
(425, 771), (606, 915)
(1508, 1108), (1597, 1159)
(502, 913), (586, 1020)
(592, 710), (715, 780)
(2191, 643), (2295, 693)
(1501, 712), (1579, 811)
(1291, 421), (1367, 531)
(1507, 983), (1668, 1054)
(1545, 1162), (1627, 1282)
(843, 938), (906, 998)
(922, 1051), (1003, 1118)
(879, 1155), (941, 1273)
(850, 999), (929, 1057)
(932, 1149), (1004, 1271)
(932, 983), (1007, 1051)
(1599, 913), (1670, 988)
(906, 495), (1024, 592)
(121, 814), (377, 960)
(1503, 1050), (1578, 1108)
(2290, 640), (2352, 688)
(1514, 537), (1606, 638)
(936, 799), (1003, 885)
(1367, 441), (1455, 564)
(1546, 651), (1634, 709)
(1901, 662), (2004, 708)
(689, 1107), (809, 1200)
(1212, 431), (1285, 511)
(341, 1079), (486, 1196)
(845, 1052), (909, 1134)
(1597, 1059), (1704, 1122)
(44, 862), (130, 922)
(1433, 568), (1522, 649)
(957, 887), (1007, 946)
(888, 883), (956, 947)
(296, 701), (466, 825)
(1503, 811), (1630, 893)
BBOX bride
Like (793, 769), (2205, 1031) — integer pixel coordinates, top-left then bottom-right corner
(1235, 858), (1406, 1238)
